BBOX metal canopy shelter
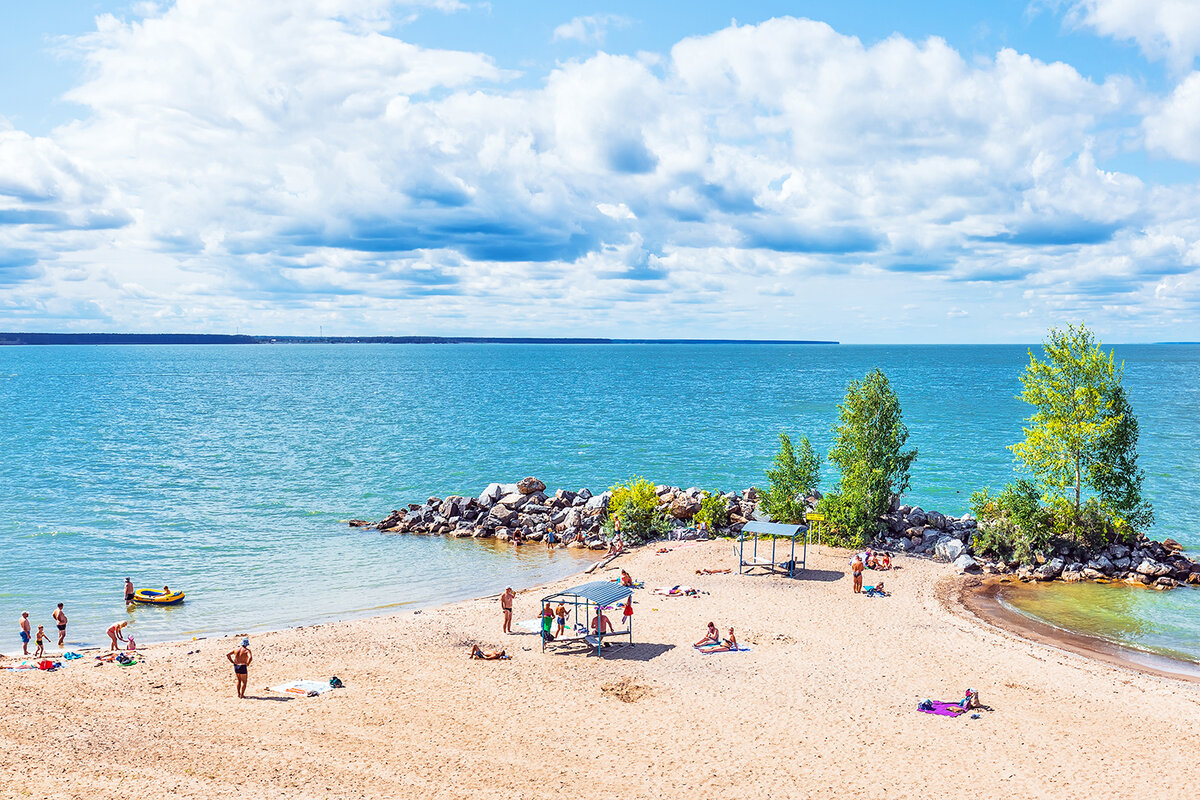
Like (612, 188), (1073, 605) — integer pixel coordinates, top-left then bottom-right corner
(736, 520), (808, 577)
(541, 580), (633, 656)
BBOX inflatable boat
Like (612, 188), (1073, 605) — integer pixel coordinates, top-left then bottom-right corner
(132, 588), (185, 605)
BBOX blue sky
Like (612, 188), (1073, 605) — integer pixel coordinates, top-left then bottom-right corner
(2, 0), (1200, 342)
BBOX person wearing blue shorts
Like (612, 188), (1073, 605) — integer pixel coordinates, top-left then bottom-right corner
(18, 611), (31, 655)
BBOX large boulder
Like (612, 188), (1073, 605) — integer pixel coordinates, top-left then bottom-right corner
(1162, 538), (1184, 554)
(478, 483), (502, 506)
(584, 492), (610, 512)
(1033, 557), (1064, 581)
(517, 477), (546, 495)
(669, 494), (702, 520)
(952, 553), (981, 573)
(1082, 567), (1106, 580)
(489, 506), (518, 526)
(498, 492), (530, 510)
(1136, 558), (1171, 577)
(935, 538), (965, 562)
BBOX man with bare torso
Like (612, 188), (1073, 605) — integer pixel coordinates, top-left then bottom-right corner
(500, 587), (515, 634)
(52, 603), (67, 647)
(18, 612), (31, 655)
(226, 638), (253, 699)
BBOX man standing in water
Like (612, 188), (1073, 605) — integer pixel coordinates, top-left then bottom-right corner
(225, 638), (252, 699)
(52, 603), (67, 647)
(18, 612), (31, 655)
(500, 587), (515, 634)
(124, 578), (135, 605)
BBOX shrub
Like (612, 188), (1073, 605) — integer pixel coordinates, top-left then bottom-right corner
(695, 491), (729, 531)
(815, 490), (875, 550)
(761, 433), (820, 524)
(603, 476), (670, 543)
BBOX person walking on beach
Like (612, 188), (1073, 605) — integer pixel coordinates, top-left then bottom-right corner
(851, 555), (864, 594)
(500, 588), (515, 634)
(52, 603), (67, 647)
(124, 578), (135, 606)
(18, 612), (31, 655)
(226, 638), (252, 699)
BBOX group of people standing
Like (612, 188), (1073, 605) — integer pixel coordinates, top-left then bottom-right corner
(15, 604), (67, 657)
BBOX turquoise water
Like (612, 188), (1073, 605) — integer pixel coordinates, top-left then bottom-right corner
(1, 343), (1197, 653)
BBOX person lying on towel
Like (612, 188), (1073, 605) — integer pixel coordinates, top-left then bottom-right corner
(864, 582), (889, 597)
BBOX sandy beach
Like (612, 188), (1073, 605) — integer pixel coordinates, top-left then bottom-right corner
(4, 541), (1199, 799)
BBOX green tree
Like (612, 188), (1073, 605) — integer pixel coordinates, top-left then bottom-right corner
(821, 369), (917, 545)
(1009, 324), (1121, 519)
(1089, 384), (1154, 534)
(603, 476), (670, 543)
(761, 433), (821, 524)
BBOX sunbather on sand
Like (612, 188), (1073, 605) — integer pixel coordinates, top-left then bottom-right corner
(698, 628), (738, 652)
(693, 622), (719, 648)
(470, 645), (508, 660)
(620, 569), (634, 587)
(864, 582), (888, 597)
(959, 688), (982, 709)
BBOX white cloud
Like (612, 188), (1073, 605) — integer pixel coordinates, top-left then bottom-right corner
(1144, 70), (1200, 162)
(1062, 0), (1200, 72)
(2, 7), (1199, 340)
(552, 14), (631, 45)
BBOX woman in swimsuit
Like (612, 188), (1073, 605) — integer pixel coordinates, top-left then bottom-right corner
(470, 645), (507, 660)
(106, 621), (129, 651)
(693, 622), (719, 648)
(699, 628), (738, 652)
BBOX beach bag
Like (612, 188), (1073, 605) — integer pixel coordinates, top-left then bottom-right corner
(37, 660), (53, 670)
(329, 676), (343, 689)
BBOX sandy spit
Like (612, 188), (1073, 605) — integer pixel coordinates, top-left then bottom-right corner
(3, 541), (1198, 799)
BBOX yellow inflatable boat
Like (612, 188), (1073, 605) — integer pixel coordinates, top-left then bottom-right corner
(132, 588), (185, 605)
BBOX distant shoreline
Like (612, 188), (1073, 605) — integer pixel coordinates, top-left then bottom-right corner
(0, 333), (838, 346)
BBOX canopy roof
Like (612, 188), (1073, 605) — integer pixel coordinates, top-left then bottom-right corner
(741, 520), (805, 537)
(543, 580), (632, 607)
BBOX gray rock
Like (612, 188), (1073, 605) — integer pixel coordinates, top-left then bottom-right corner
(478, 483), (502, 506)
(498, 492), (530, 509)
(669, 494), (702, 520)
(1113, 555), (1131, 570)
(926, 511), (946, 530)
(584, 492), (610, 512)
(935, 538), (965, 562)
(952, 553), (980, 573)
(577, 487), (593, 501)
(1061, 570), (1084, 582)
(1136, 558), (1171, 577)
(523, 504), (551, 516)
(1034, 557), (1065, 581)
(907, 508), (927, 527)
(1081, 567), (1106, 580)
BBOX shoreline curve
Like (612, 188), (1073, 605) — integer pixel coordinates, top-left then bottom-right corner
(946, 575), (1200, 684)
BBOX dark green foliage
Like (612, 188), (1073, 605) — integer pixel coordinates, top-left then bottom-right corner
(821, 369), (917, 546)
(969, 481), (1054, 564)
(603, 476), (670, 543)
(761, 433), (821, 524)
(1088, 385), (1155, 535)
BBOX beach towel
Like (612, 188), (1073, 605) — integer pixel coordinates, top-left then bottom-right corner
(271, 680), (338, 697)
(62, 651), (83, 660)
(696, 646), (751, 654)
(918, 700), (966, 717)
(516, 618), (543, 633)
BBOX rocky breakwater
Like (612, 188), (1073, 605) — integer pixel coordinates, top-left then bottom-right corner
(351, 478), (762, 550)
(874, 500), (1200, 591)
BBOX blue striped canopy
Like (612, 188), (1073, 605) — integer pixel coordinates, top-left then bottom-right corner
(542, 580), (632, 607)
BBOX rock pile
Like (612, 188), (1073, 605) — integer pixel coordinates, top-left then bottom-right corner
(353, 479), (762, 550)
(873, 499), (1200, 590)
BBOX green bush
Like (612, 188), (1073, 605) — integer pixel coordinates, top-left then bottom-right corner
(814, 491), (874, 549)
(603, 476), (670, 543)
(761, 433), (820, 524)
(969, 481), (1134, 564)
(695, 490), (729, 531)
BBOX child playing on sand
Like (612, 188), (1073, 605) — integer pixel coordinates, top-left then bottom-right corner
(34, 625), (48, 657)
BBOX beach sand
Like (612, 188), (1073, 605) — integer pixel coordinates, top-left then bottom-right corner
(3, 541), (1198, 799)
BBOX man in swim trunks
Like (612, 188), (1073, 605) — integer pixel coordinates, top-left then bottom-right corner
(18, 612), (31, 655)
(52, 603), (67, 647)
(500, 587), (515, 634)
(852, 555), (864, 594)
(226, 637), (252, 699)
(124, 578), (135, 605)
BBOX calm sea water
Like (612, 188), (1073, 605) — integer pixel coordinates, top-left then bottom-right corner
(1, 343), (1197, 655)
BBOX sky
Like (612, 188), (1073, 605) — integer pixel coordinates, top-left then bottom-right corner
(2, 0), (1200, 343)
